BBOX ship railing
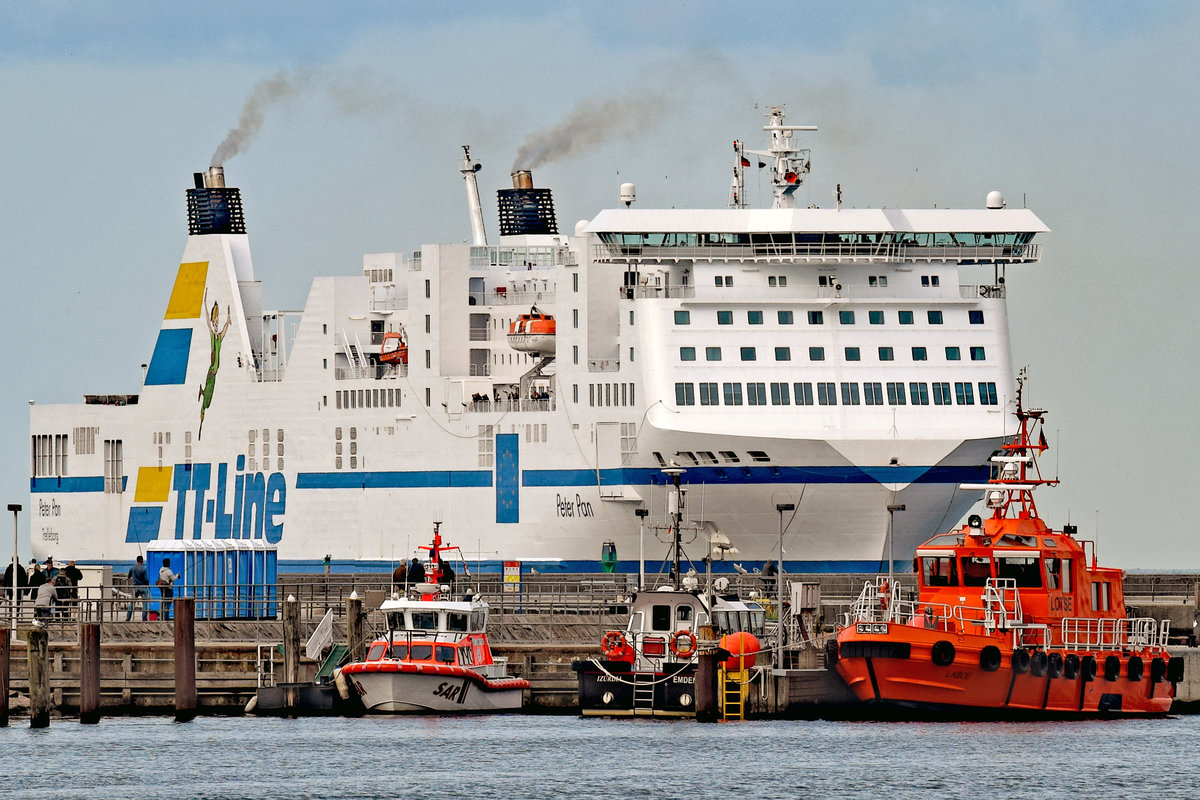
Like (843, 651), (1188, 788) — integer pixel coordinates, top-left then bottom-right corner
(1060, 617), (1172, 652)
(593, 242), (1040, 266)
(618, 284), (697, 300)
(981, 578), (1023, 630)
(469, 244), (574, 269)
(961, 283), (1006, 299)
(477, 288), (557, 307)
(844, 578), (919, 625)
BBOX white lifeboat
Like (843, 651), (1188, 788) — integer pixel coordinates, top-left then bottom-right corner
(507, 306), (555, 355)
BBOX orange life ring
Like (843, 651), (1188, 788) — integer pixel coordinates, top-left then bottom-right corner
(669, 629), (698, 659)
(601, 630), (628, 657)
(879, 580), (890, 610)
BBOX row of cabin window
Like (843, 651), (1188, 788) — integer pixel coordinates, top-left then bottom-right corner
(681, 345), (986, 362)
(651, 450), (771, 467)
(674, 381), (1000, 407)
(675, 309), (985, 326)
(587, 383), (636, 407)
(920, 554), (1115, 611)
(335, 388), (402, 410)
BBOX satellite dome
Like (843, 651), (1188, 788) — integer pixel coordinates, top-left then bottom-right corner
(985, 190), (1005, 209)
(574, 219), (590, 236)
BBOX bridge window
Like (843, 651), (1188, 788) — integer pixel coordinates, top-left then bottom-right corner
(912, 347), (927, 361)
(878, 346), (894, 361)
(775, 347), (791, 361)
(705, 347), (722, 361)
(840, 383), (860, 405)
(863, 383), (883, 405)
(808, 310), (824, 325)
(839, 310), (855, 325)
(962, 556), (992, 586)
(955, 382), (975, 405)
(921, 555), (958, 587)
(928, 310), (943, 324)
(909, 382), (929, 405)
(699, 383), (719, 406)
(845, 347), (860, 361)
(778, 310), (794, 325)
(794, 382), (814, 405)
(970, 346), (986, 361)
(946, 346), (961, 361)
(675, 383), (695, 406)
(997, 556), (1041, 588)
(978, 382), (998, 405)
(717, 310), (733, 325)
(898, 310), (914, 325)
(887, 382), (906, 405)
(723, 383), (743, 405)
(869, 310), (884, 325)
(651, 604), (672, 631)
(809, 347), (825, 361)
(932, 382), (952, 405)
(747, 310), (763, 325)
(770, 382), (790, 405)
(817, 382), (837, 405)
(679, 347), (696, 361)
(740, 347), (757, 361)
(674, 310), (690, 325)
(969, 309), (985, 324)
(747, 383), (767, 406)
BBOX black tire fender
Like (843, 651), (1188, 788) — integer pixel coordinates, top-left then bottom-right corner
(1011, 648), (1031, 674)
(979, 645), (1002, 672)
(931, 640), (955, 667)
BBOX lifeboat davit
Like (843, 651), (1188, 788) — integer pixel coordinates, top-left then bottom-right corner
(507, 306), (555, 355)
(379, 332), (408, 365)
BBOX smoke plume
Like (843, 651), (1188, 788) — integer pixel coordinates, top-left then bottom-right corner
(210, 70), (310, 168)
(512, 93), (673, 172)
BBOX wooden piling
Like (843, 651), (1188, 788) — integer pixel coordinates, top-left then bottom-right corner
(282, 595), (300, 711)
(174, 597), (196, 722)
(0, 628), (10, 727)
(695, 624), (718, 723)
(347, 595), (365, 664)
(80, 623), (101, 724)
(26, 626), (49, 728)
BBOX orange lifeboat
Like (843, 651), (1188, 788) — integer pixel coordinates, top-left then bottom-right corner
(379, 332), (408, 365)
(507, 306), (555, 355)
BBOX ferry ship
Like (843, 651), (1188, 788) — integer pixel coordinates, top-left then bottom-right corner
(28, 108), (1050, 572)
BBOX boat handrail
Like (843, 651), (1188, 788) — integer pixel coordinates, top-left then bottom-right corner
(1060, 616), (1171, 652)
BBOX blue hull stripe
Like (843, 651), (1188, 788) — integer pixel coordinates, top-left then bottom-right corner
(296, 471), (493, 489)
(522, 464), (987, 487)
(31, 476), (122, 493)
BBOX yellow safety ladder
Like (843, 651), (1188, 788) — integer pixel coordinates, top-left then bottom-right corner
(718, 666), (747, 720)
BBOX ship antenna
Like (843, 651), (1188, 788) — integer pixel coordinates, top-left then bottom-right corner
(728, 140), (746, 209)
(740, 105), (817, 209)
(460, 146), (487, 246)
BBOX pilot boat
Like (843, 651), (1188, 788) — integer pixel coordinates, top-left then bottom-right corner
(831, 372), (1184, 717)
(338, 526), (529, 713)
(572, 467), (767, 717)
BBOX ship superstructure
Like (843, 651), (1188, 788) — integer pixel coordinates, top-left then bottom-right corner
(28, 109), (1049, 571)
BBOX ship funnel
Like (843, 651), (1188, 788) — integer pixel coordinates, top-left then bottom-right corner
(187, 168), (245, 235)
(497, 170), (557, 236)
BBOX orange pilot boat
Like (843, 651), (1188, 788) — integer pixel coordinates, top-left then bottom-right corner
(832, 373), (1184, 717)
(507, 306), (555, 356)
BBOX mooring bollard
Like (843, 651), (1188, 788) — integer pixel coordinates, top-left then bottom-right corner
(79, 623), (101, 724)
(26, 626), (49, 728)
(282, 595), (300, 711)
(347, 594), (365, 664)
(174, 597), (196, 722)
(1, 627), (10, 728)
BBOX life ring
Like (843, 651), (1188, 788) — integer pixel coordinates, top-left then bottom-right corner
(878, 580), (890, 610)
(931, 640), (956, 667)
(601, 630), (628, 657)
(669, 629), (698, 659)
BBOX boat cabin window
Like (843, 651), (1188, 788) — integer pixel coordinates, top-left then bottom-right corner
(995, 556), (1041, 588)
(626, 611), (644, 634)
(385, 612), (405, 630)
(409, 644), (433, 661)
(410, 611), (439, 630)
(1091, 580), (1112, 611)
(435, 645), (456, 664)
(920, 555), (958, 587)
(1045, 557), (1072, 591)
(367, 643), (386, 661)
(651, 604), (673, 632)
(389, 644), (408, 659)
(446, 612), (469, 632)
(676, 605), (693, 626)
(962, 556), (992, 586)
(470, 610), (486, 631)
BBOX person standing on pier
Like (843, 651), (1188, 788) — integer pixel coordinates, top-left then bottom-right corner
(126, 555), (150, 621)
(158, 558), (179, 620)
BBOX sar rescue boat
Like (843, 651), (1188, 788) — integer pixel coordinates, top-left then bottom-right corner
(506, 306), (555, 355)
(338, 525), (529, 713)
(832, 373), (1184, 717)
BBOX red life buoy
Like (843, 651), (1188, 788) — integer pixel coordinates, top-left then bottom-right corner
(601, 630), (628, 657)
(879, 580), (890, 610)
(669, 629), (698, 659)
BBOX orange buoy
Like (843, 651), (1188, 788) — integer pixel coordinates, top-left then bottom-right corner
(719, 631), (760, 671)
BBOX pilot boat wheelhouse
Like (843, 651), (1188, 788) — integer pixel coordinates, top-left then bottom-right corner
(832, 375), (1184, 717)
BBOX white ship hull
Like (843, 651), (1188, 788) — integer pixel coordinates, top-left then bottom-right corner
(347, 670), (523, 714)
(28, 116), (1048, 573)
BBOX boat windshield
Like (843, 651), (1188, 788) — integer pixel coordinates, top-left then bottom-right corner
(447, 612), (469, 632)
(962, 556), (992, 586)
(921, 555), (959, 587)
(410, 644), (433, 660)
(410, 611), (438, 630)
(435, 645), (456, 664)
(995, 556), (1042, 588)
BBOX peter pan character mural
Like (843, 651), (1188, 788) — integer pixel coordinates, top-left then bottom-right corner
(198, 299), (231, 439)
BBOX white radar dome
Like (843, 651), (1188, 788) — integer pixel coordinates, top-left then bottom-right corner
(619, 182), (636, 207)
(574, 219), (590, 236)
(985, 190), (1005, 209)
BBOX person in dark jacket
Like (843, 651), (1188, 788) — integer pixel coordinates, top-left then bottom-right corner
(3, 559), (27, 604)
(27, 560), (46, 599)
(407, 557), (425, 584)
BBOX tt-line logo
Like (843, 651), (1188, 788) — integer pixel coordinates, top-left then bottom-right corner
(169, 460), (286, 542)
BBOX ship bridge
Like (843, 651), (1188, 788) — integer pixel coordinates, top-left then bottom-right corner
(586, 207), (1048, 267)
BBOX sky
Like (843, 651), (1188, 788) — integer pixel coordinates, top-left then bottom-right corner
(1, 1), (1197, 569)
